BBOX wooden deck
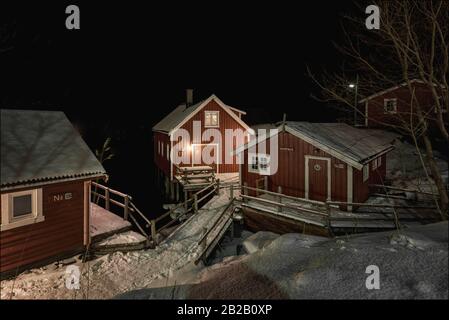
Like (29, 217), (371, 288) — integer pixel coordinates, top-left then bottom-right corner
(90, 203), (132, 242)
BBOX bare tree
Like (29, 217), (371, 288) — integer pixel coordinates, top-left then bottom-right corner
(309, 0), (448, 219)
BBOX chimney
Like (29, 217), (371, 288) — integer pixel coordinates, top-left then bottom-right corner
(186, 89), (194, 107)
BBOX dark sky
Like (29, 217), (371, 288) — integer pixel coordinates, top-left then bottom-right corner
(0, 1), (359, 214)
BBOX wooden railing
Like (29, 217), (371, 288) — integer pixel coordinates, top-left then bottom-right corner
(92, 180), (222, 245)
(91, 181), (152, 238)
(195, 198), (236, 264)
(239, 184), (440, 230)
(150, 180), (221, 242)
(369, 184), (441, 199)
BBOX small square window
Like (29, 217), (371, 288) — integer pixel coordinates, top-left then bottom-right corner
(205, 111), (219, 127)
(384, 99), (397, 114)
(12, 195), (32, 218)
(1, 189), (44, 231)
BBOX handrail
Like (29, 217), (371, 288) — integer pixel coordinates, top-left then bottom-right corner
(369, 184), (440, 197)
(326, 201), (437, 210)
(242, 185), (327, 207)
(196, 198), (235, 248)
(241, 194), (329, 217)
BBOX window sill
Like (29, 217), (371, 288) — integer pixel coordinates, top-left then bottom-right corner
(0, 215), (45, 232)
(204, 125), (220, 128)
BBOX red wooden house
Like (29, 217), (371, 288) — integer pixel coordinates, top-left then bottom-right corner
(359, 79), (447, 128)
(0, 110), (107, 274)
(153, 92), (251, 195)
(238, 122), (395, 211)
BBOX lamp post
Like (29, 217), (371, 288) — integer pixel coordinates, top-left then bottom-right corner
(348, 74), (359, 126)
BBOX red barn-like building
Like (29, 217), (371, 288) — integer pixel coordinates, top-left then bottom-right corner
(238, 122), (395, 210)
(1, 110), (107, 274)
(153, 93), (251, 196)
(360, 79), (447, 128)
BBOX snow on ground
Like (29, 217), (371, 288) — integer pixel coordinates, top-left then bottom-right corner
(0, 189), (237, 300)
(387, 139), (448, 193)
(117, 222), (448, 299)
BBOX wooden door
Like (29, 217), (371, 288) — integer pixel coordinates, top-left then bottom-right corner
(308, 158), (328, 202)
(192, 144), (218, 172)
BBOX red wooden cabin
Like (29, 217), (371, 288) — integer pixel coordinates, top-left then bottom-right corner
(0, 110), (107, 274)
(238, 122), (395, 211)
(153, 92), (251, 184)
(359, 79), (447, 128)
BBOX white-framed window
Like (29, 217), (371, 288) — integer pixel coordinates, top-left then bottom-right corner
(161, 142), (164, 157)
(384, 98), (397, 114)
(1, 189), (44, 231)
(378, 156), (382, 167)
(248, 153), (259, 173)
(204, 111), (219, 128)
(158, 141), (161, 155)
(363, 165), (370, 182)
(166, 144), (170, 161)
(248, 153), (270, 175)
(372, 158), (378, 170)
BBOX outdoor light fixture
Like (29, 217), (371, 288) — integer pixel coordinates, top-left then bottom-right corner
(349, 84), (356, 89)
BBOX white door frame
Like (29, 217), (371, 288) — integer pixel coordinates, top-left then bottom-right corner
(191, 143), (220, 173)
(304, 155), (331, 201)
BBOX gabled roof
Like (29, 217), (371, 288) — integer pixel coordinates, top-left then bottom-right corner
(152, 94), (251, 134)
(236, 122), (396, 170)
(1, 109), (106, 190)
(359, 79), (446, 103)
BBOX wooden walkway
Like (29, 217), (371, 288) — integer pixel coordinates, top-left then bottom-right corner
(239, 185), (440, 236)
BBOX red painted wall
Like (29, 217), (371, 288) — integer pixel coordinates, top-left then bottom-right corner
(365, 82), (445, 128)
(1, 180), (86, 273)
(153, 99), (249, 177)
(241, 131), (349, 202)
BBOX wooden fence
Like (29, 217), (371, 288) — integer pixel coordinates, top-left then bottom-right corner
(239, 184), (439, 230)
(91, 180), (221, 244)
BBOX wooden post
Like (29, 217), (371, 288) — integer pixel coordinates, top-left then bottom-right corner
(193, 194), (198, 213)
(184, 190), (188, 210)
(264, 176), (268, 191)
(175, 182), (179, 202)
(201, 227), (208, 249)
(216, 179), (220, 195)
(124, 195), (129, 220)
(230, 184), (234, 200)
(243, 182), (248, 202)
(325, 202), (331, 229)
(105, 188), (110, 211)
(170, 181), (175, 201)
(277, 186), (282, 212)
(151, 220), (157, 242)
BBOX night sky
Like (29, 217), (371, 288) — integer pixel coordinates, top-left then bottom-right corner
(0, 1), (359, 215)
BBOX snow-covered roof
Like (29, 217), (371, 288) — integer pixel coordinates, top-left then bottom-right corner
(1, 109), (106, 190)
(236, 121), (396, 170)
(152, 94), (250, 134)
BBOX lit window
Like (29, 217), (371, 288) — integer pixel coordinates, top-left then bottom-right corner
(258, 155), (270, 175)
(205, 111), (219, 127)
(363, 165), (369, 182)
(249, 154), (259, 173)
(248, 153), (270, 175)
(1, 189), (44, 231)
(384, 99), (397, 114)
